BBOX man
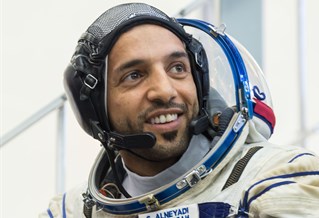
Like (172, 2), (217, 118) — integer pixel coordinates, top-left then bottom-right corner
(41, 3), (319, 218)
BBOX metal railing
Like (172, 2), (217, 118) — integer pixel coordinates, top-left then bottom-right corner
(0, 94), (68, 193)
(1, 94), (67, 146)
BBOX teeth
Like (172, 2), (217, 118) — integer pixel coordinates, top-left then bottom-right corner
(160, 115), (166, 123)
(151, 114), (178, 124)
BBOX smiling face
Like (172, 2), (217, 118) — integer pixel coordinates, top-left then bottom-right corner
(107, 24), (199, 167)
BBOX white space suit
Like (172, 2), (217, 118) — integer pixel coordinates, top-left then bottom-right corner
(40, 118), (319, 218)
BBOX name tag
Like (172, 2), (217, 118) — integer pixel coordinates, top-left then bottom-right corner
(139, 204), (199, 218)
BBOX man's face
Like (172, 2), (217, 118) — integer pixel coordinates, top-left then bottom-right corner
(107, 24), (199, 161)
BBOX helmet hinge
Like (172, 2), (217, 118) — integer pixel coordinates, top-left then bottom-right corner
(232, 109), (248, 133)
(176, 165), (210, 189)
(139, 194), (160, 211)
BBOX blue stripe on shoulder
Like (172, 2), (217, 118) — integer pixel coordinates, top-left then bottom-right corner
(288, 153), (314, 163)
(63, 193), (67, 218)
(241, 171), (319, 213)
(47, 209), (54, 218)
(247, 181), (295, 207)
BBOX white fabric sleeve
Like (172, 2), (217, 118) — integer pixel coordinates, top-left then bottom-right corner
(240, 152), (319, 217)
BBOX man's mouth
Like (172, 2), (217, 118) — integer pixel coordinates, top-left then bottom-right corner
(150, 113), (178, 124)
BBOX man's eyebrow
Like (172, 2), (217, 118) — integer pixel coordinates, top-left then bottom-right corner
(115, 59), (144, 73)
(114, 51), (189, 73)
(168, 51), (189, 60)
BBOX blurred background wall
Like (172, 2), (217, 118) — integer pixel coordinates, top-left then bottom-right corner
(1, 0), (318, 217)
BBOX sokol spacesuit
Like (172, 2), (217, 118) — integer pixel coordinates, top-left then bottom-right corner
(40, 3), (319, 218)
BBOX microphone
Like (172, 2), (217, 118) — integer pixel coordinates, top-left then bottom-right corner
(91, 121), (156, 150)
(107, 131), (156, 150)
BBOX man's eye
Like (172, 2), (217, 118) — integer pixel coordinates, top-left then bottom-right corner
(123, 72), (143, 81)
(170, 64), (186, 74)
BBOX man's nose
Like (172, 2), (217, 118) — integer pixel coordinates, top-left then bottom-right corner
(146, 69), (177, 104)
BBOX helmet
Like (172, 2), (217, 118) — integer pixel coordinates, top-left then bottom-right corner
(64, 3), (276, 216)
(64, 3), (210, 148)
(179, 19), (276, 140)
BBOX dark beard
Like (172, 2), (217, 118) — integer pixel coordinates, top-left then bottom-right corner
(129, 130), (190, 162)
(161, 130), (178, 142)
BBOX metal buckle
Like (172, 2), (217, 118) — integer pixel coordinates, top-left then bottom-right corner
(84, 74), (98, 89)
(82, 191), (96, 209)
